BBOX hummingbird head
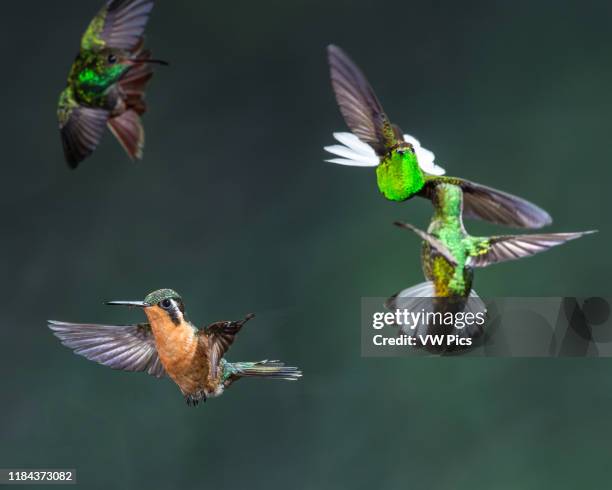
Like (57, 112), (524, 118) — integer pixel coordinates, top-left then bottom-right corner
(375, 145), (426, 201)
(106, 289), (186, 326)
(74, 49), (167, 94)
(395, 141), (414, 152)
(74, 49), (132, 92)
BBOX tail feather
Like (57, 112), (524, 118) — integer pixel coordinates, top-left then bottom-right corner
(232, 360), (302, 381)
(107, 110), (145, 160)
(386, 281), (486, 352)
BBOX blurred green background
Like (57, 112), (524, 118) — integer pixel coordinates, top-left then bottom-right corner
(0, 0), (610, 488)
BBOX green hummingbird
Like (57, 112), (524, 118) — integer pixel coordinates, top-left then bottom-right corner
(48, 289), (302, 406)
(57, 0), (167, 168)
(324, 45), (551, 229)
(386, 182), (595, 344)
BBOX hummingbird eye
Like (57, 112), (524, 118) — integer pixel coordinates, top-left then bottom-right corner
(160, 299), (172, 309)
(107, 54), (118, 64)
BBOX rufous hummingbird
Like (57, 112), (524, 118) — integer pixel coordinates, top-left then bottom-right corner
(57, 0), (167, 167)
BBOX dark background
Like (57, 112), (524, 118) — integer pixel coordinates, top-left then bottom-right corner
(1, 0), (610, 488)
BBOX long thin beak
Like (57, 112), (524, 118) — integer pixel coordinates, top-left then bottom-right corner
(131, 58), (169, 66)
(105, 300), (150, 308)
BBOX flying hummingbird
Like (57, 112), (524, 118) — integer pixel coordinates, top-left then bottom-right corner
(57, 0), (167, 168)
(324, 45), (551, 229)
(386, 182), (595, 345)
(48, 289), (302, 406)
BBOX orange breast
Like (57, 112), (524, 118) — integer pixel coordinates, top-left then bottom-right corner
(145, 306), (209, 395)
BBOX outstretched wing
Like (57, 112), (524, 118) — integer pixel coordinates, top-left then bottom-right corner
(82, 0), (155, 51)
(328, 45), (400, 156)
(468, 231), (595, 268)
(201, 314), (255, 370)
(460, 179), (552, 229)
(48, 320), (166, 378)
(421, 177), (553, 229)
(59, 105), (109, 168)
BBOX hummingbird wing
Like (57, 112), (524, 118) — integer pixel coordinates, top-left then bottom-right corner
(200, 314), (256, 372)
(467, 231), (596, 268)
(48, 320), (166, 378)
(118, 50), (153, 115)
(328, 45), (400, 156)
(394, 221), (458, 266)
(422, 177), (553, 229)
(59, 106), (110, 168)
(81, 0), (155, 51)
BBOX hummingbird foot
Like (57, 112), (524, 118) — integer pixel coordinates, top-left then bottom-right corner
(184, 390), (207, 407)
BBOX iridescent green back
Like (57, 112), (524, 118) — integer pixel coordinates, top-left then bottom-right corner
(57, 87), (78, 125)
(81, 9), (107, 51)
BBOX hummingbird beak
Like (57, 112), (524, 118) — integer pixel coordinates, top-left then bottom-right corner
(130, 58), (169, 66)
(105, 300), (151, 308)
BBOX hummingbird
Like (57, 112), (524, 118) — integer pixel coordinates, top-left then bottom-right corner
(324, 45), (551, 229)
(386, 182), (596, 345)
(48, 289), (302, 406)
(57, 0), (167, 168)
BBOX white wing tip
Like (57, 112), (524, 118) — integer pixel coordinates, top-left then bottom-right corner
(326, 131), (447, 174)
(324, 158), (377, 167)
(324, 132), (379, 167)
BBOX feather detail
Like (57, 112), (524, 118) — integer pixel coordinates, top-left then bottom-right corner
(107, 109), (144, 160)
(324, 145), (379, 166)
(467, 230), (596, 268)
(324, 131), (445, 175)
(59, 105), (110, 168)
(403, 134), (445, 175)
(101, 0), (155, 51)
(324, 131), (379, 167)
(325, 157), (377, 167)
(120, 52), (154, 115)
(327, 45), (396, 155)
(333, 132), (377, 156)
(48, 320), (166, 378)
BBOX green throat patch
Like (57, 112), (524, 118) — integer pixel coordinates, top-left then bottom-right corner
(375, 150), (425, 201)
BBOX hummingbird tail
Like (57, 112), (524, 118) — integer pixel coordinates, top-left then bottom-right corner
(230, 360), (302, 381)
(386, 281), (486, 348)
(108, 110), (145, 160)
